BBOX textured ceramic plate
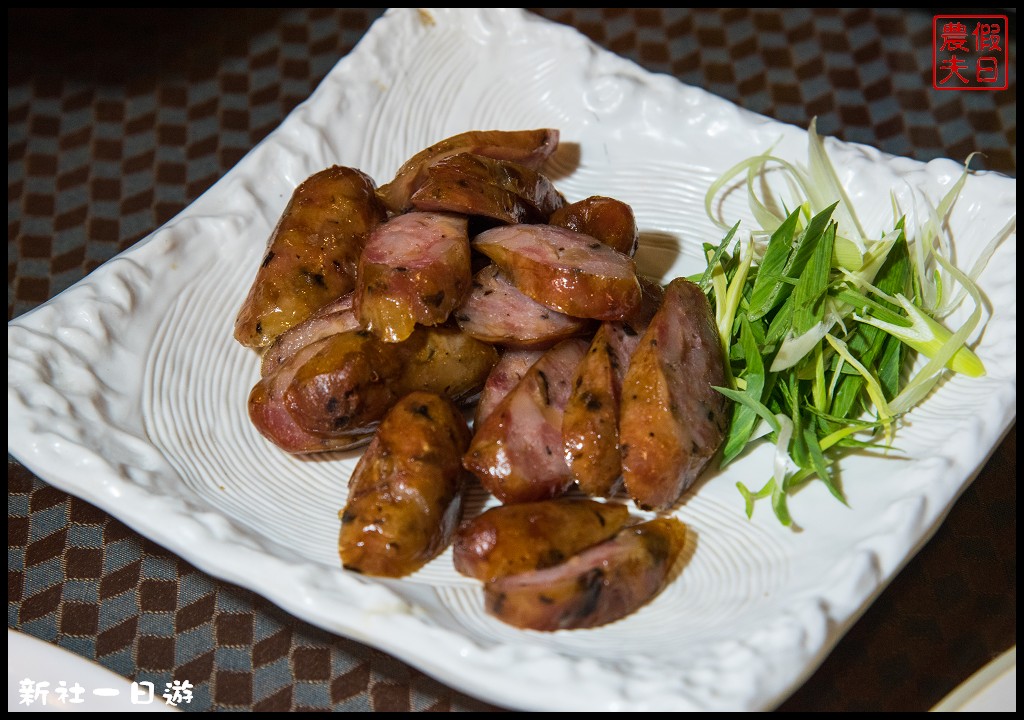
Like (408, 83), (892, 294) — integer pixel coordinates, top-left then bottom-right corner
(7, 8), (1017, 712)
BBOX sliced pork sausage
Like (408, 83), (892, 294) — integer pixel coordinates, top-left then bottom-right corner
(473, 224), (641, 321)
(356, 212), (471, 343)
(453, 500), (631, 582)
(235, 166), (386, 348)
(463, 338), (588, 503)
(378, 129), (559, 213)
(260, 293), (360, 377)
(619, 279), (729, 510)
(410, 153), (564, 224)
(474, 348), (545, 427)
(484, 517), (687, 631)
(339, 392), (470, 577)
(454, 265), (593, 349)
(250, 326), (495, 454)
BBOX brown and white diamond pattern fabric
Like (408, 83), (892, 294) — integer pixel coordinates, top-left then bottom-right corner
(8, 8), (388, 321)
(10, 466), (497, 711)
(532, 8), (1014, 173)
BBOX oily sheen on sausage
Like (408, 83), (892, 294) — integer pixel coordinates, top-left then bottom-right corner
(463, 338), (588, 503)
(235, 166), (386, 348)
(410, 153), (564, 224)
(249, 327), (495, 454)
(549, 195), (639, 256)
(377, 129), (559, 213)
(339, 392), (470, 577)
(453, 500), (631, 582)
(484, 518), (686, 631)
(620, 279), (729, 510)
(473, 224), (641, 321)
(355, 212), (471, 343)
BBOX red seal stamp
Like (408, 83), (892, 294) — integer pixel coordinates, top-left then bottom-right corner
(933, 15), (1009, 90)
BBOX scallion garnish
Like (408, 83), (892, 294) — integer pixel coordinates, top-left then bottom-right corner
(701, 119), (1007, 526)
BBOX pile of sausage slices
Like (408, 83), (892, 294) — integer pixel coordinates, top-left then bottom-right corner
(234, 129), (728, 631)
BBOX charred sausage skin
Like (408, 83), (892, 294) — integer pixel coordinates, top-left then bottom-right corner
(463, 338), (588, 503)
(235, 166), (386, 349)
(484, 517), (686, 631)
(453, 500), (631, 582)
(339, 392), (471, 578)
(378, 129), (559, 213)
(620, 278), (728, 510)
(250, 326), (495, 454)
(549, 195), (639, 257)
(410, 153), (565, 224)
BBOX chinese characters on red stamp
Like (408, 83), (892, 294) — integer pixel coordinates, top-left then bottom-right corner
(933, 15), (1009, 90)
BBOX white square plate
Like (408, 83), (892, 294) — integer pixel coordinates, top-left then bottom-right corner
(8, 8), (1016, 711)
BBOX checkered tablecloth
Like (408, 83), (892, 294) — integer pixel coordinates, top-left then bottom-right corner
(9, 8), (1016, 711)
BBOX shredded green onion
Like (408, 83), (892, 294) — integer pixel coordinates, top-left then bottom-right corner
(702, 119), (1009, 526)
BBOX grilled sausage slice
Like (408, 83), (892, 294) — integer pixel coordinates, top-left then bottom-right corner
(260, 293), (360, 377)
(454, 265), (593, 349)
(484, 517), (687, 631)
(453, 500), (631, 582)
(410, 153), (564, 224)
(473, 224), (641, 321)
(356, 212), (471, 343)
(474, 348), (545, 427)
(250, 327), (495, 454)
(396, 326), (498, 403)
(620, 279), (729, 510)
(562, 322), (643, 497)
(339, 392), (471, 578)
(378, 129), (559, 213)
(464, 338), (588, 503)
(235, 166), (386, 348)
(279, 330), (407, 438)
(248, 336), (378, 454)
(549, 196), (639, 256)
(561, 278), (664, 496)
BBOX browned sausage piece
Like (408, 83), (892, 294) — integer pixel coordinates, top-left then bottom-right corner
(396, 326), (499, 403)
(474, 348), (545, 427)
(464, 338), (588, 504)
(562, 321), (645, 498)
(410, 153), (565, 224)
(356, 212), (471, 343)
(620, 279), (729, 510)
(260, 293), (360, 377)
(453, 500), (631, 582)
(454, 265), (594, 349)
(283, 331), (408, 438)
(484, 517), (687, 631)
(248, 336), (377, 454)
(250, 327), (496, 454)
(235, 166), (386, 349)
(378, 129), (560, 213)
(549, 196), (639, 256)
(473, 224), (641, 321)
(339, 392), (471, 578)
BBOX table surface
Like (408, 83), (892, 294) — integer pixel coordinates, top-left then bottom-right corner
(8, 8), (1016, 712)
